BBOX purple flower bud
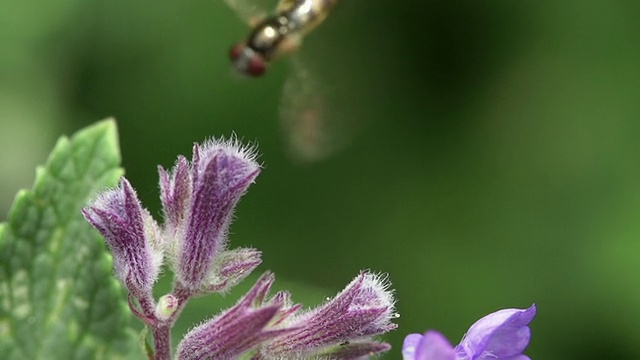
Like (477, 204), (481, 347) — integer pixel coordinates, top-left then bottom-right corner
(82, 177), (162, 295)
(260, 271), (398, 359)
(176, 272), (300, 360)
(402, 305), (536, 360)
(158, 138), (261, 291)
(159, 155), (192, 231)
(211, 248), (263, 293)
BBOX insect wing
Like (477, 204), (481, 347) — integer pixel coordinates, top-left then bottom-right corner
(221, 0), (274, 25)
(279, 55), (361, 163)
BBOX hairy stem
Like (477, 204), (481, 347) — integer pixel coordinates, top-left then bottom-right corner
(152, 323), (172, 360)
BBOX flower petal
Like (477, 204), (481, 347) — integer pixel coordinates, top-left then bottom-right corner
(403, 333), (423, 360)
(403, 331), (455, 360)
(455, 304), (536, 360)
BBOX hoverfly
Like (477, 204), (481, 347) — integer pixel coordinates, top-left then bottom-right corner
(223, 0), (359, 162)
(228, 0), (338, 77)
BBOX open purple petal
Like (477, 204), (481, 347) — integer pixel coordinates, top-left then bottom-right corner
(403, 333), (424, 360)
(455, 304), (536, 360)
(403, 331), (455, 360)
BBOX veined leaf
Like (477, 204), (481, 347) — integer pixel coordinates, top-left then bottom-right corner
(0, 119), (138, 359)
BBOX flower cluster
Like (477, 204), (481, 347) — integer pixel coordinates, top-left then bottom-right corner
(82, 138), (397, 359)
(403, 305), (536, 360)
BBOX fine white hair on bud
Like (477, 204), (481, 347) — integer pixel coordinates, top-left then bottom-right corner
(198, 135), (261, 167)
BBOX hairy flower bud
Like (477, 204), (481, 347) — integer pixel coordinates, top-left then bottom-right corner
(177, 272), (300, 360)
(259, 271), (398, 359)
(158, 138), (261, 291)
(82, 177), (162, 296)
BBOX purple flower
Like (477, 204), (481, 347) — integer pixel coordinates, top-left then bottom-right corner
(82, 136), (400, 359)
(176, 272), (301, 360)
(259, 271), (398, 359)
(158, 138), (261, 292)
(402, 305), (536, 360)
(82, 177), (162, 296)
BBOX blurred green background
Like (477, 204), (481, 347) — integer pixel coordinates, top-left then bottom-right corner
(2, 0), (640, 358)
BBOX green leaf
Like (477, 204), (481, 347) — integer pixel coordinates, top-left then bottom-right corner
(0, 119), (138, 359)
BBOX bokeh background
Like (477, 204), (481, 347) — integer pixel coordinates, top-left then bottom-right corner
(2, 0), (640, 358)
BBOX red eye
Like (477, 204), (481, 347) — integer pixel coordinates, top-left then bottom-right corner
(246, 56), (266, 77)
(229, 43), (244, 61)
